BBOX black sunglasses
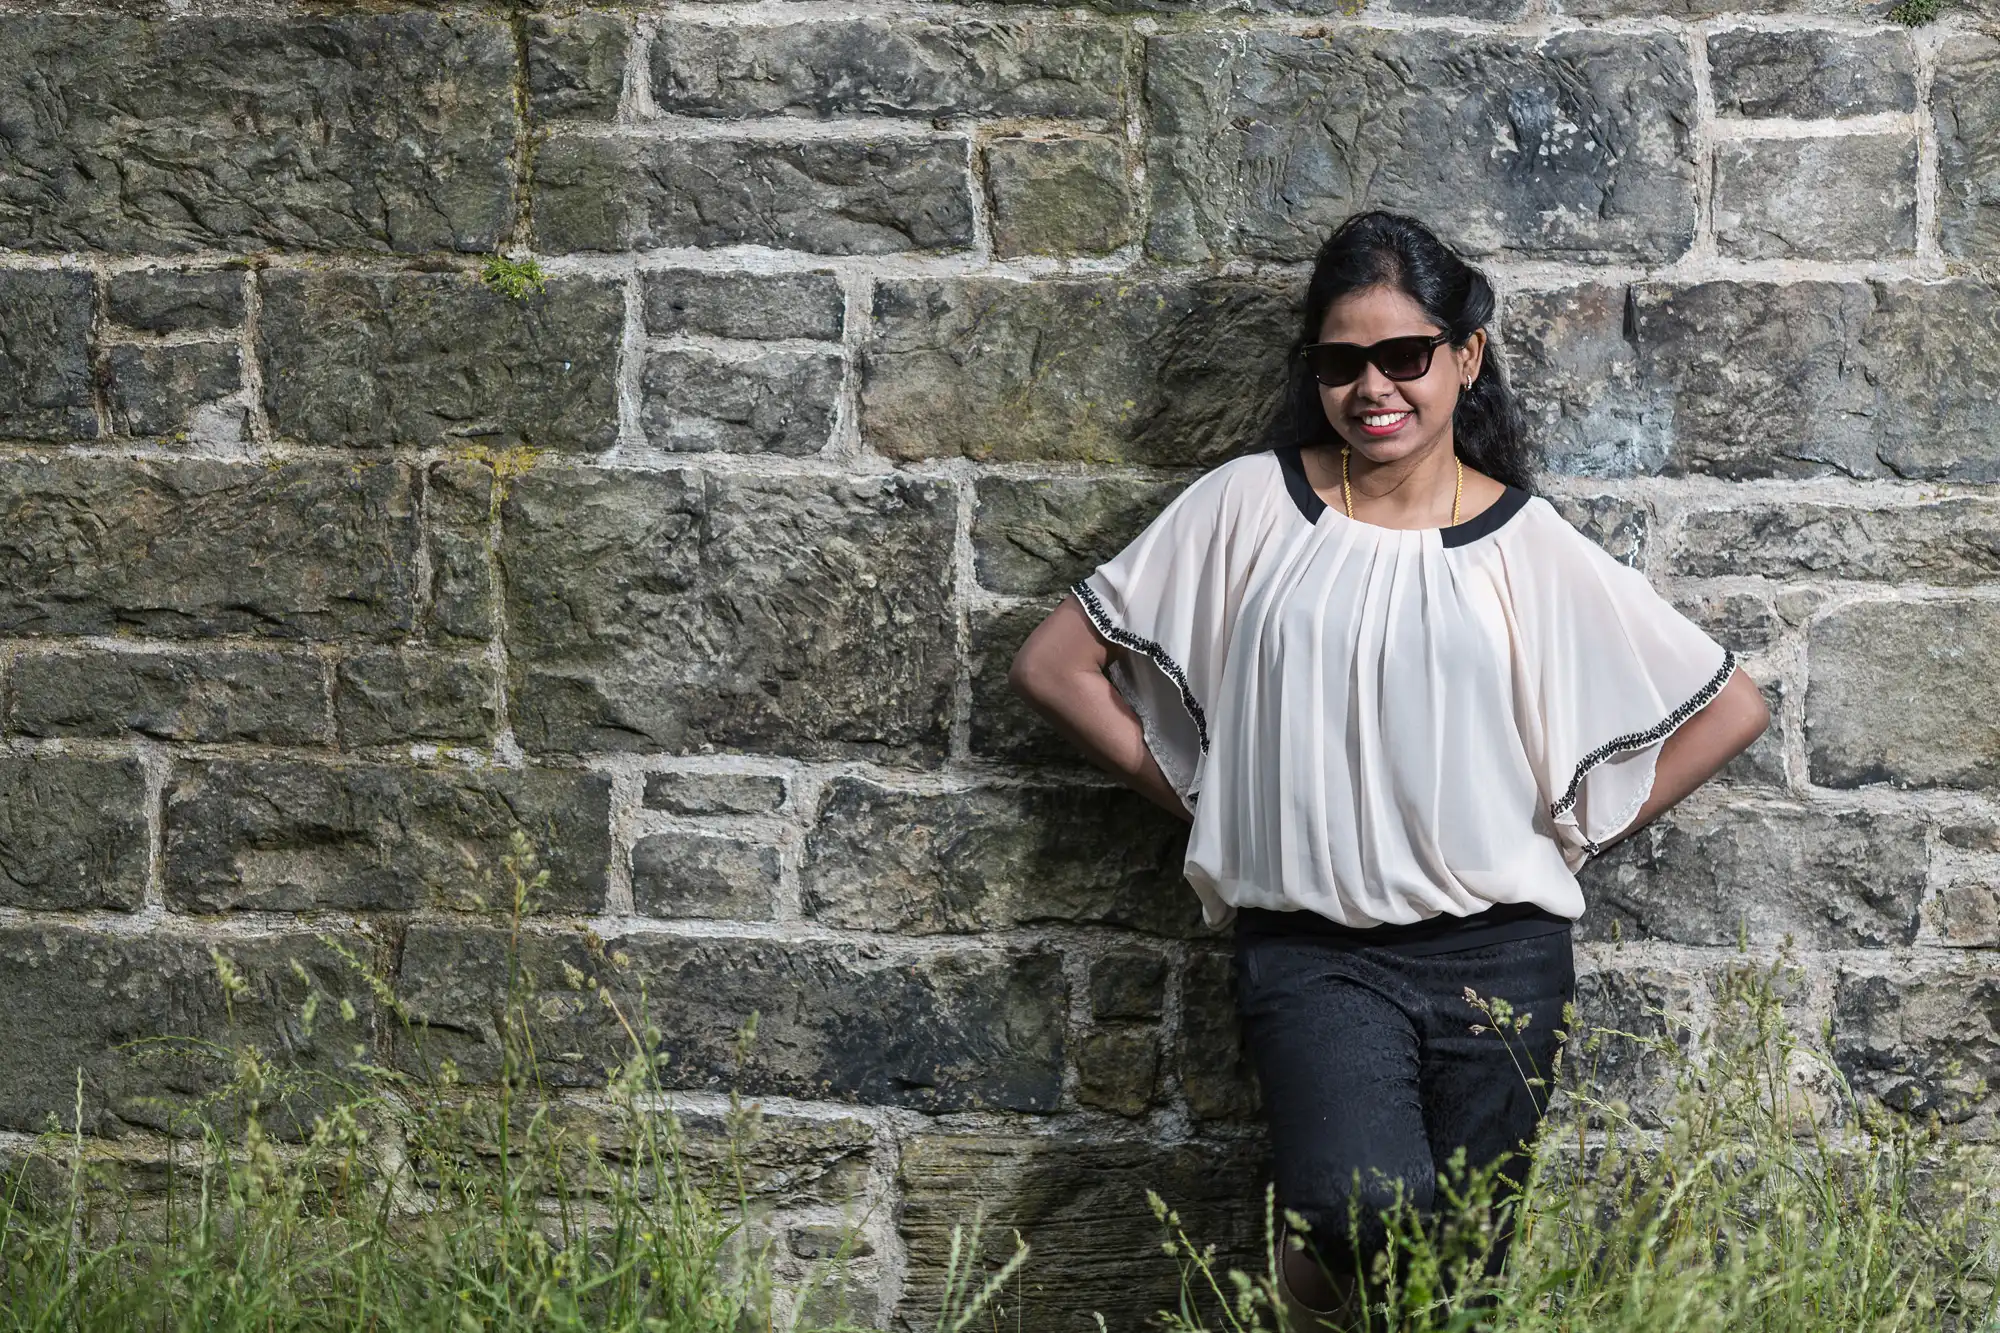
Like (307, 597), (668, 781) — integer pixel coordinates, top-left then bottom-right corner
(1299, 332), (1456, 387)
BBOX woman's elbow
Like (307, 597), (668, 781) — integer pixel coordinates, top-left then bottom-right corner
(1725, 666), (1772, 749)
(1008, 644), (1051, 706)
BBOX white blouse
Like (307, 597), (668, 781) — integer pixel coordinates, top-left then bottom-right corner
(1070, 445), (1736, 932)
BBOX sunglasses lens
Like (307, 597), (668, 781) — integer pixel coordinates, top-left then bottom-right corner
(1374, 338), (1436, 381)
(1305, 346), (1365, 386)
(1304, 337), (1444, 385)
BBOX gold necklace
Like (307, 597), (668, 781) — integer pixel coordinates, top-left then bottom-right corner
(1341, 447), (1462, 526)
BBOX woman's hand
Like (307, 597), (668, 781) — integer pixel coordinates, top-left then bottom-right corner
(1596, 665), (1771, 854)
(1008, 595), (1195, 823)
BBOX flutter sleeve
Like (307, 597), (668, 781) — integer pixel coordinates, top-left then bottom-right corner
(1068, 469), (1246, 818)
(1508, 506), (1738, 868)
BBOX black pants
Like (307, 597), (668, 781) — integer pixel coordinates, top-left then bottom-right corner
(1232, 911), (1575, 1283)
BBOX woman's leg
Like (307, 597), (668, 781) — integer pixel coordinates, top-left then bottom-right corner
(1411, 931), (1576, 1285)
(1234, 936), (1433, 1331)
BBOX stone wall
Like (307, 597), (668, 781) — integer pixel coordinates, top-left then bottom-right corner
(0, 0), (1996, 1327)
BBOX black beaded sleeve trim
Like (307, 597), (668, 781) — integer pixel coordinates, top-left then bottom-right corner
(1069, 579), (1210, 754)
(1549, 649), (1738, 826)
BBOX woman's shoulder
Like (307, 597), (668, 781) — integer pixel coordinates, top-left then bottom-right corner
(1199, 447), (1286, 492)
(1153, 449), (1287, 521)
(1489, 492), (1677, 612)
(1499, 490), (1630, 560)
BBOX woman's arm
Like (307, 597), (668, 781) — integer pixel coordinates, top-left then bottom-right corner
(1594, 665), (1770, 855)
(1008, 595), (1195, 823)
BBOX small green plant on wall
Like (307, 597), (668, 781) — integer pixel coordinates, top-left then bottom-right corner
(480, 253), (549, 301)
(1888, 0), (1945, 23)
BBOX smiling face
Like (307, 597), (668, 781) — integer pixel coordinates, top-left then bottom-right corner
(1315, 284), (1484, 464)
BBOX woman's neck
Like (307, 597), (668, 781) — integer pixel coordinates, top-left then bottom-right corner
(1305, 437), (1465, 529)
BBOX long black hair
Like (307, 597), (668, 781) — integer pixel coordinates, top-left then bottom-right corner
(1282, 210), (1536, 493)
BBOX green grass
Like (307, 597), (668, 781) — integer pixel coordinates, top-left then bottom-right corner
(0, 834), (1017, 1333)
(479, 255), (549, 302)
(1, 840), (1993, 1331)
(1153, 960), (2000, 1332)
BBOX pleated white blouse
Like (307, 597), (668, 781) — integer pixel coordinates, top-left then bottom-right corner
(1070, 445), (1736, 933)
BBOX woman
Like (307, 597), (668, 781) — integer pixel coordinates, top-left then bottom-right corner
(1008, 211), (1769, 1330)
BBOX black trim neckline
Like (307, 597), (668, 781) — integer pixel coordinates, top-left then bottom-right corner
(1274, 444), (1531, 548)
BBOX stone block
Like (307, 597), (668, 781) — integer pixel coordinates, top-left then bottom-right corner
(0, 758), (149, 912)
(1670, 590), (1781, 656)
(424, 461), (496, 644)
(1577, 800), (1925, 948)
(1075, 1027), (1161, 1116)
(1383, 0), (1528, 13)
(968, 601), (1084, 767)
(790, 1224), (876, 1260)
(801, 777), (1202, 936)
(334, 649), (497, 748)
(525, 1096), (878, 1213)
(862, 277), (1292, 465)
(639, 348), (841, 455)
(1504, 279), (2000, 481)
(1932, 879), (2000, 948)
(105, 343), (241, 438)
(9, 648), (327, 745)
(1089, 948), (1168, 1020)
(106, 268), (245, 334)
(526, 14), (627, 122)
(972, 475), (1191, 597)
(163, 760), (611, 914)
(1144, 29), (1696, 263)
(642, 270), (844, 341)
(630, 830), (780, 920)
(677, 1107), (876, 1208)
(1560, 0), (1885, 14)
(0, 458), (418, 641)
(1942, 822), (2000, 853)
(642, 772), (788, 816)
(1175, 947), (1260, 1122)
(1774, 587), (1828, 627)
(1856, 281), (2000, 481)
(652, 18), (1127, 120)
(0, 15), (513, 254)
(502, 468), (955, 761)
(984, 136), (1136, 258)
(1500, 284), (1670, 477)
(795, 1275), (881, 1332)
(1808, 599), (2000, 790)
(1835, 961), (2000, 1132)
(1725, 677), (1789, 788)
(1936, 33), (2000, 264)
(1713, 134), (1915, 260)
(1708, 28), (1914, 118)
(1568, 960), (1698, 1129)
(1546, 493), (1649, 567)
(397, 925), (1067, 1112)
(258, 272), (622, 452)
(0, 927), (377, 1137)
(0, 269), (96, 441)
(535, 134), (974, 255)
(1673, 499), (2000, 585)
(895, 1133), (1267, 1333)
